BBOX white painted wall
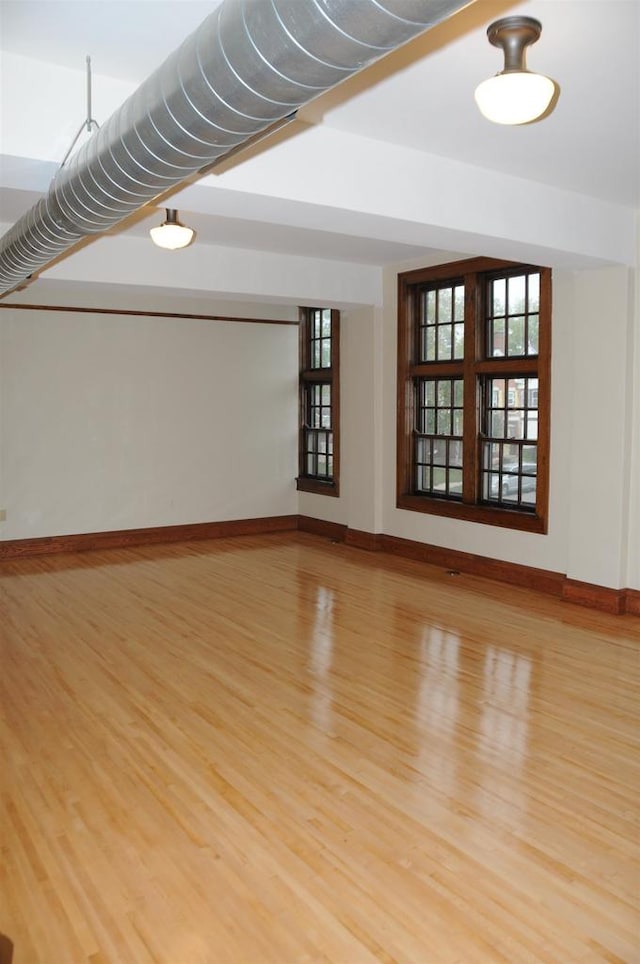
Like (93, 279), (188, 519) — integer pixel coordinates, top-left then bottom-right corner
(311, 257), (637, 590)
(1, 252), (637, 593)
(564, 266), (635, 589)
(0, 305), (298, 539)
(625, 216), (640, 592)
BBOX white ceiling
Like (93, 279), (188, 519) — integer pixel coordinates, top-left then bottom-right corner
(0, 0), (639, 273)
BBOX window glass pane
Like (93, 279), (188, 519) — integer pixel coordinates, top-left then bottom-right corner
(413, 387), (463, 501)
(481, 439), (538, 509)
(522, 479), (536, 505)
(433, 467), (447, 489)
(426, 290), (436, 324)
(308, 308), (332, 370)
(450, 440), (463, 466)
(453, 323), (464, 359)
(487, 442), (500, 469)
(437, 410), (451, 435)
(454, 285), (465, 322)
(425, 381), (435, 406)
(504, 442), (519, 464)
(438, 380), (451, 405)
(491, 411), (505, 436)
(491, 318), (505, 356)
(438, 325), (452, 360)
(485, 472), (499, 500)
(488, 273), (541, 359)
(492, 278), (506, 316)
(421, 284), (465, 363)
(448, 468), (463, 494)
(491, 378), (505, 405)
(509, 378), (525, 406)
(486, 376), (542, 443)
(422, 327), (434, 361)
(508, 275), (526, 314)
(322, 384), (331, 405)
(439, 287), (452, 320)
(454, 380), (464, 406)
(508, 316), (525, 355)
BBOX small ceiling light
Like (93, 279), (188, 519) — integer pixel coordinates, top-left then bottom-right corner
(474, 16), (556, 125)
(149, 209), (194, 250)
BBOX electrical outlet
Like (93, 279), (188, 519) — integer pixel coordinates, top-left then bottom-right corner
(0, 509), (6, 522)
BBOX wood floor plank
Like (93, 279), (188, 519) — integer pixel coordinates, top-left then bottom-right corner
(1, 533), (638, 963)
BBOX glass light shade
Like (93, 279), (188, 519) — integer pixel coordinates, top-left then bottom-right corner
(149, 217), (194, 250)
(474, 71), (555, 125)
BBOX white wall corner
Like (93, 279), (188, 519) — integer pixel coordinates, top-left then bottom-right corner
(624, 216), (640, 590)
(565, 265), (633, 589)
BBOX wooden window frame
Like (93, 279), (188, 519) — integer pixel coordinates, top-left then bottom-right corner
(397, 257), (551, 533)
(297, 307), (340, 497)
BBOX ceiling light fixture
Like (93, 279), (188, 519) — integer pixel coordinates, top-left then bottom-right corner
(474, 16), (556, 125)
(149, 209), (195, 250)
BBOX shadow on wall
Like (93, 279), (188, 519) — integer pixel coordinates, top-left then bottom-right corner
(0, 935), (13, 964)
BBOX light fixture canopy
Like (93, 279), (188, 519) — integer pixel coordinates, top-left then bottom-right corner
(474, 16), (556, 125)
(150, 208), (194, 249)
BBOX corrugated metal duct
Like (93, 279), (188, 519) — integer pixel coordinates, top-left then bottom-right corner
(0, 0), (469, 296)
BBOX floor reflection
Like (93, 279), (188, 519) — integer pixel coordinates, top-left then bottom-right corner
(309, 586), (334, 731)
(414, 627), (461, 800)
(478, 645), (531, 765)
(474, 645), (532, 828)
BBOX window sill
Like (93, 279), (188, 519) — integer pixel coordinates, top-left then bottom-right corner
(297, 478), (340, 498)
(396, 493), (547, 533)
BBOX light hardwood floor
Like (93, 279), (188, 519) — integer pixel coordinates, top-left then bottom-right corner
(1, 533), (638, 964)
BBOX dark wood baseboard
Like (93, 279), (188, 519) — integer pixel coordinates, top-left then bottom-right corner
(625, 589), (640, 616)
(2, 513), (638, 616)
(297, 515), (347, 542)
(562, 579), (626, 615)
(344, 528), (382, 551)
(0, 515), (298, 560)
(300, 520), (636, 616)
(378, 533), (565, 597)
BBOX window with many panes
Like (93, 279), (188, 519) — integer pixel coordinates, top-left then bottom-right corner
(397, 258), (551, 532)
(298, 307), (340, 496)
